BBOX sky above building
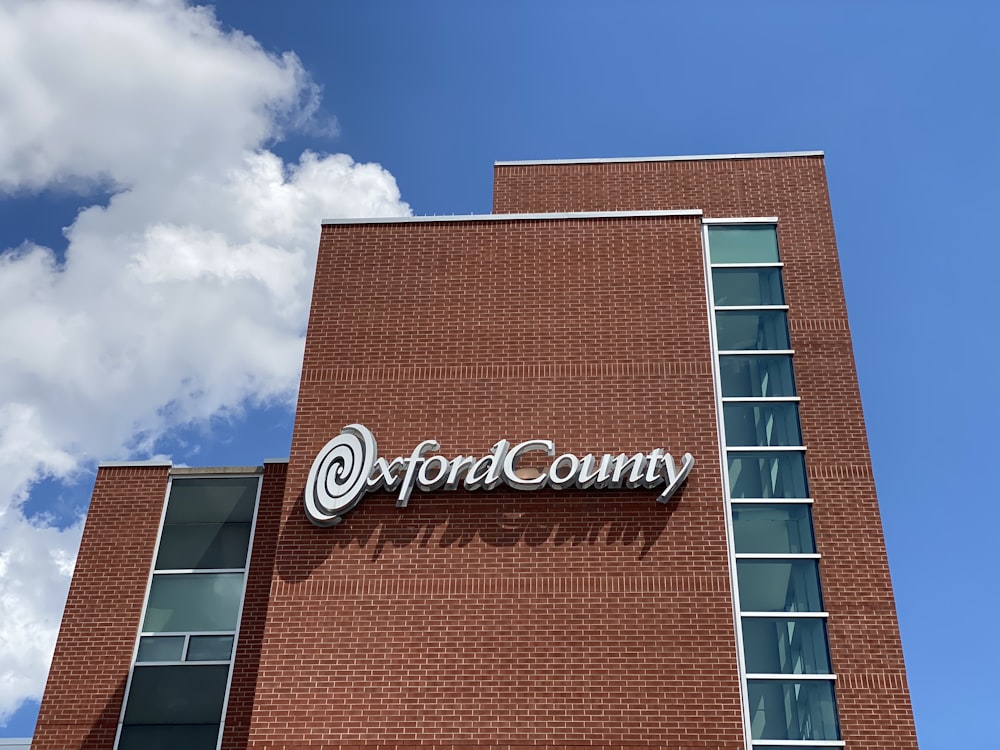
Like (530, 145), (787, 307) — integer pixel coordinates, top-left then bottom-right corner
(0, 1), (994, 746)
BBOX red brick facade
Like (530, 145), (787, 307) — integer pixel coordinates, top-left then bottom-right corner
(33, 464), (170, 749)
(34, 154), (918, 750)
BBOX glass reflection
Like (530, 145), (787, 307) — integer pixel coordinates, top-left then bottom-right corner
(719, 355), (796, 398)
(733, 504), (815, 553)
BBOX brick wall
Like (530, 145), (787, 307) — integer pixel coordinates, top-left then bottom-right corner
(492, 155), (918, 748)
(32, 465), (169, 750)
(248, 214), (746, 749)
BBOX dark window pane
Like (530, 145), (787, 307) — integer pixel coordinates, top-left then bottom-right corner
(708, 225), (780, 264)
(143, 573), (243, 632)
(747, 679), (840, 740)
(716, 310), (789, 350)
(156, 522), (251, 570)
(719, 355), (796, 398)
(187, 635), (234, 662)
(733, 504), (815, 553)
(738, 560), (824, 612)
(728, 451), (808, 499)
(743, 617), (831, 674)
(123, 664), (228, 725)
(118, 724), (220, 750)
(136, 636), (185, 663)
(165, 477), (259, 524)
(713, 267), (784, 306)
(724, 402), (801, 447)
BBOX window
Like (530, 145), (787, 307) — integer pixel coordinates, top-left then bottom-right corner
(116, 475), (260, 750)
(733, 504), (815, 554)
(724, 402), (802, 447)
(719, 355), (796, 398)
(746, 679), (840, 741)
(705, 223), (840, 746)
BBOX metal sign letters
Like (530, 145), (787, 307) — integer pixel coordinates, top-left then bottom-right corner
(304, 424), (695, 526)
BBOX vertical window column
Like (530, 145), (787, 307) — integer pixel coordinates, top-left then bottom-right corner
(115, 475), (261, 750)
(706, 224), (842, 749)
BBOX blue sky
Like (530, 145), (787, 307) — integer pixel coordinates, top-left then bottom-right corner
(0, 2), (996, 746)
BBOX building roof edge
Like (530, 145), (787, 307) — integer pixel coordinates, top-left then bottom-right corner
(322, 209), (702, 226)
(493, 150), (825, 166)
(97, 459), (173, 468)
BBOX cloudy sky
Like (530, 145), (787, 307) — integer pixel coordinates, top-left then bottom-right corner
(1, 1), (997, 747)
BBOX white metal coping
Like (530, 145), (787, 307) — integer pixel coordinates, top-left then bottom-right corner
(0, 740), (32, 749)
(97, 459), (173, 468)
(322, 208), (702, 226)
(494, 150), (824, 166)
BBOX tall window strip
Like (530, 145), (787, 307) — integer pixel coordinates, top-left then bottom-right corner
(114, 474), (262, 750)
(705, 224), (843, 749)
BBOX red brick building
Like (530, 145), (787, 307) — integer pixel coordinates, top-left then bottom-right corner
(31, 152), (918, 750)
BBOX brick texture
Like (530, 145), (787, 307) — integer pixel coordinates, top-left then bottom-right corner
(491, 156), (918, 747)
(32, 465), (169, 750)
(249, 213), (741, 749)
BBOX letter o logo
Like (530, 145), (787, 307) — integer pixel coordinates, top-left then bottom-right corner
(304, 424), (377, 526)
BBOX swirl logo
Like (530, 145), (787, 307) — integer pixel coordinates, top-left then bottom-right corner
(304, 424), (377, 526)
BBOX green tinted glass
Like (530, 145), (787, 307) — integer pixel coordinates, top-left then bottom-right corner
(187, 635), (234, 662)
(708, 225), (779, 264)
(122, 664), (228, 725)
(742, 617), (831, 674)
(737, 559), (824, 612)
(747, 679), (840, 740)
(733, 504), (815, 553)
(724, 402), (801, 447)
(136, 636), (185, 663)
(713, 267), (785, 306)
(719, 355), (796, 398)
(155, 522), (251, 570)
(716, 310), (790, 350)
(165, 477), (258, 523)
(728, 451), (808, 498)
(143, 573), (243, 633)
(117, 724), (221, 750)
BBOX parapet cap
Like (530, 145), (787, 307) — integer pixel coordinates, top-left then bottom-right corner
(494, 150), (824, 166)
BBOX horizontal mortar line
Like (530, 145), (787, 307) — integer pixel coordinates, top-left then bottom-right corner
(273, 575), (732, 598)
(301, 361), (713, 383)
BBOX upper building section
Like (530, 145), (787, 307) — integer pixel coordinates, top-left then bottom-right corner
(492, 151), (829, 219)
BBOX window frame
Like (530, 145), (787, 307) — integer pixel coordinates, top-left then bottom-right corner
(703, 219), (840, 748)
(114, 471), (263, 750)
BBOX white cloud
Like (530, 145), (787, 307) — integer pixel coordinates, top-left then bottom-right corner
(0, 0), (410, 724)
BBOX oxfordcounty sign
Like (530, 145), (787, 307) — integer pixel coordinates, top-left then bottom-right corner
(304, 424), (695, 526)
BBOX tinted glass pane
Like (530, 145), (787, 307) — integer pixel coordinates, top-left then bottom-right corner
(165, 477), (258, 524)
(733, 504), (815, 553)
(747, 679), (840, 740)
(742, 618), (831, 674)
(118, 724), (220, 750)
(713, 267), (784, 306)
(724, 402), (801, 447)
(156, 522), (251, 570)
(187, 635), (234, 662)
(719, 355), (796, 398)
(738, 560), (824, 612)
(728, 451), (808, 499)
(716, 310), (789, 350)
(137, 636), (185, 662)
(123, 664), (228, 725)
(143, 573), (243, 632)
(708, 225), (780, 264)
